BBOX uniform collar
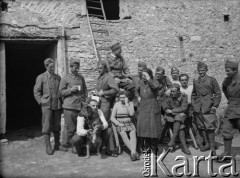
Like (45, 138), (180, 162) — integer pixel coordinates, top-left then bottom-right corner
(69, 72), (78, 79)
(98, 72), (108, 80)
(232, 73), (239, 85)
(46, 71), (56, 79)
(198, 74), (208, 82)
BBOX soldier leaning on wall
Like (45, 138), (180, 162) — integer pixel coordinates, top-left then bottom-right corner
(33, 58), (63, 155)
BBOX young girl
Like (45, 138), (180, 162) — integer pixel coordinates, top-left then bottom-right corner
(111, 90), (139, 161)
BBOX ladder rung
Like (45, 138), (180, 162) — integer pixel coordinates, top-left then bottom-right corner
(87, 6), (102, 11)
(89, 14), (104, 18)
(86, 0), (100, 3)
(89, 21), (105, 25)
(92, 29), (108, 33)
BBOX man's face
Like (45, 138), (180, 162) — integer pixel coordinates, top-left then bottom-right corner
(70, 64), (79, 75)
(225, 68), (237, 78)
(171, 71), (179, 80)
(198, 68), (207, 78)
(46, 63), (55, 74)
(170, 88), (179, 98)
(180, 76), (189, 88)
(138, 67), (144, 77)
(155, 70), (164, 80)
(89, 101), (98, 110)
(97, 64), (105, 75)
(113, 48), (122, 56)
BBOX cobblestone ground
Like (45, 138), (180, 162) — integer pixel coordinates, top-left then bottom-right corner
(1, 128), (240, 178)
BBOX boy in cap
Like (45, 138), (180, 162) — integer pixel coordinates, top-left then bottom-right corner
(191, 62), (221, 155)
(170, 67), (181, 85)
(162, 83), (191, 155)
(217, 60), (240, 162)
(34, 58), (63, 155)
(105, 42), (130, 82)
(155, 66), (172, 104)
(59, 59), (88, 153)
(132, 61), (148, 108)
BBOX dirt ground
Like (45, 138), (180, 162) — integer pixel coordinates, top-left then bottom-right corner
(1, 127), (240, 178)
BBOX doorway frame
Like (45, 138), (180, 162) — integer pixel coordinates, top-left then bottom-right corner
(0, 38), (67, 134)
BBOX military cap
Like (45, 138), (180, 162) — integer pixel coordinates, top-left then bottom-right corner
(170, 83), (181, 89)
(110, 42), (121, 51)
(70, 59), (80, 66)
(225, 60), (238, 69)
(44, 58), (54, 66)
(171, 67), (180, 74)
(197, 62), (208, 69)
(138, 61), (147, 69)
(155, 66), (165, 73)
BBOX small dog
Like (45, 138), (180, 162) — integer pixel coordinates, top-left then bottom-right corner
(84, 106), (103, 158)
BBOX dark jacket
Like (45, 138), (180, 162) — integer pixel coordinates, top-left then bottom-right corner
(33, 71), (62, 110)
(59, 73), (87, 110)
(162, 93), (188, 114)
(222, 73), (240, 120)
(191, 75), (221, 114)
(105, 53), (130, 79)
(97, 72), (119, 102)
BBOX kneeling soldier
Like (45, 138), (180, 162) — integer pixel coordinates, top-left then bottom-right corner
(162, 83), (191, 155)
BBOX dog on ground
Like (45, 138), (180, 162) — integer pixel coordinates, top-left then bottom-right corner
(84, 106), (103, 158)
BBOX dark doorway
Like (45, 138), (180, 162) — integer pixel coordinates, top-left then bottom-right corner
(5, 41), (57, 131)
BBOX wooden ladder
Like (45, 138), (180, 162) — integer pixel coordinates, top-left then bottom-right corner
(86, 0), (112, 61)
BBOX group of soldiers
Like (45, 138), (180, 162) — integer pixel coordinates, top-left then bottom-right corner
(34, 42), (240, 163)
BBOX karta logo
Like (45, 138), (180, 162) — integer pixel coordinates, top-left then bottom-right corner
(142, 148), (239, 177)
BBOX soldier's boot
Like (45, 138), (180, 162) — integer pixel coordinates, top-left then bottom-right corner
(159, 122), (170, 143)
(208, 131), (216, 156)
(168, 122), (180, 147)
(217, 139), (232, 162)
(44, 134), (54, 155)
(53, 132), (68, 152)
(200, 130), (210, 152)
(179, 130), (191, 155)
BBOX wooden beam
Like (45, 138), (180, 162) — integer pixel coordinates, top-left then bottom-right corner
(0, 42), (6, 134)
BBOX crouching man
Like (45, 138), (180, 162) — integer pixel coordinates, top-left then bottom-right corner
(162, 83), (191, 155)
(70, 99), (108, 157)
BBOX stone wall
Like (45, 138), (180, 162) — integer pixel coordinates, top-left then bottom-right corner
(1, 0), (240, 112)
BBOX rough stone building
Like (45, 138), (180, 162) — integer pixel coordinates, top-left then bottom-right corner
(1, 0), (240, 134)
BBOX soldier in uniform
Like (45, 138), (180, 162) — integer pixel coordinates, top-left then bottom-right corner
(132, 62), (147, 110)
(33, 58), (62, 155)
(96, 60), (119, 156)
(162, 83), (191, 155)
(59, 59), (88, 153)
(217, 60), (240, 162)
(191, 62), (221, 155)
(105, 42), (131, 89)
(155, 66), (172, 105)
(170, 67), (181, 85)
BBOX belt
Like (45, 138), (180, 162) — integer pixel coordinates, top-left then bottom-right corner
(116, 115), (130, 118)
